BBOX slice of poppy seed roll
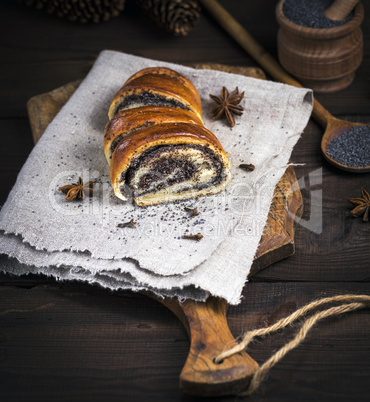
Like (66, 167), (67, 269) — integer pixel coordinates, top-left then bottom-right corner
(108, 67), (203, 121)
(110, 122), (231, 206)
(106, 67), (231, 206)
(104, 106), (203, 164)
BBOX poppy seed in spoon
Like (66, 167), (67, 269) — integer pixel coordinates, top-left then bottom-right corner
(326, 126), (370, 167)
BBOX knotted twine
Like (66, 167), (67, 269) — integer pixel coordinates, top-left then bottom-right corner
(213, 294), (370, 396)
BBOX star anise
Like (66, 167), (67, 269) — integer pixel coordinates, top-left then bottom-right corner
(347, 187), (370, 222)
(117, 218), (137, 228)
(59, 177), (95, 201)
(209, 86), (245, 127)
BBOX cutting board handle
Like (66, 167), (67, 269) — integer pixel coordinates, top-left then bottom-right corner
(161, 296), (259, 396)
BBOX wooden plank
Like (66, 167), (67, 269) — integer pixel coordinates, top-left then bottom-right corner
(27, 80), (82, 144)
(0, 281), (368, 401)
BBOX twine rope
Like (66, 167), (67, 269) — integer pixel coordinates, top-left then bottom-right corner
(214, 294), (370, 396)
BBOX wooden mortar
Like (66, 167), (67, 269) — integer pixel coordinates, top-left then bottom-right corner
(276, 0), (364, 93)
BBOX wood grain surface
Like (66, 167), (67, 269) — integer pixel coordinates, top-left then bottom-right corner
(0, 1), (369, 401)
(0, 279), (369, 402)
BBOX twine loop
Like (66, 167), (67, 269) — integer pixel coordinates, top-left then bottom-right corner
(214, 294), (370, 396)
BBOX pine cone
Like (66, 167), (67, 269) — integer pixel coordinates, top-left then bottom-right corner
(137, 0), (201, 36)
(19, 0), (126, 23)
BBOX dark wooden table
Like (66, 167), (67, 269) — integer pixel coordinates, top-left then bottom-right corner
(1, 1), (369, 401)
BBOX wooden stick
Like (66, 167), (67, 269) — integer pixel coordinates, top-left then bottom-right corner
(199, 0), (332, 128)
(200, 0), (299, 87)
(324, 0), (359, 21)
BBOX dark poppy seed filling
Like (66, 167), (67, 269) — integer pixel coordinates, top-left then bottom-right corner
(121, 144), (225, 197)
(144, 158), (196, 187)
(115, 92), (190, 116)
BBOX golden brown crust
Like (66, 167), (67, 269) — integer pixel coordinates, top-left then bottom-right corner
(110, 122), (229, 195)
(104, 106), (204, 164)
(108, 68), (202, 120)
(125, 67), (198, 92)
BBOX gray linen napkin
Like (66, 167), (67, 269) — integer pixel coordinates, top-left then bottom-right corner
(0, 50), (312, 304)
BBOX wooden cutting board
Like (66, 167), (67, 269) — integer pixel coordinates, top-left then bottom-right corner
(27, 64), (303, 397)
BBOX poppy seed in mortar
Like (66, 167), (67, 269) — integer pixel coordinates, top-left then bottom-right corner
(283, 0), (354, 28)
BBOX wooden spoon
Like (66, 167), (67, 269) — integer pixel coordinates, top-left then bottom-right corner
(314, 101), (370, 173)
(199, 0), (370, 173)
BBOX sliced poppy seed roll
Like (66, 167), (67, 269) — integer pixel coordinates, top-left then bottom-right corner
(106, 67), (231, 206)
(110, 122), (231, 206)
